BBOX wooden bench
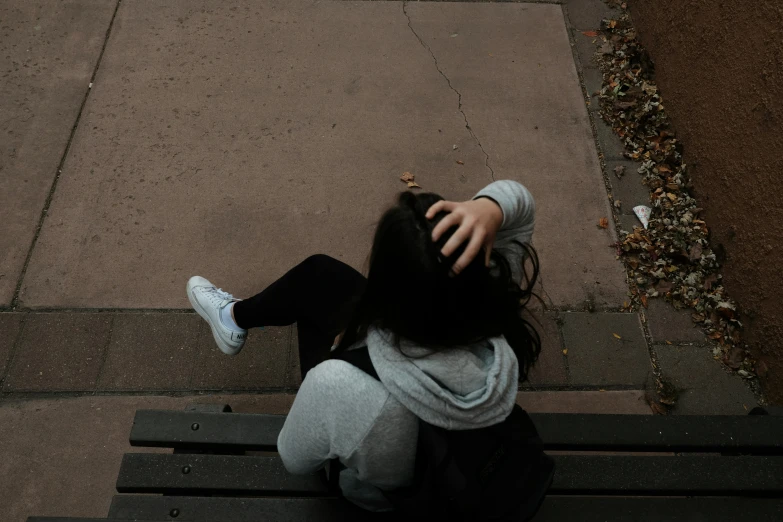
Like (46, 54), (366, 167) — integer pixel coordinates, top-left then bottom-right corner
(27, 406), (783, 521)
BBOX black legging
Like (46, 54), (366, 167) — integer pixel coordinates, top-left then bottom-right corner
(232, 255), (366, 379)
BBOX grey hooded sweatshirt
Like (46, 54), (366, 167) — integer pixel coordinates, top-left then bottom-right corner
(277, 180), (535, 511)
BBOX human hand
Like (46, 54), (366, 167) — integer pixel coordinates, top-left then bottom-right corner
(426, 197), (503, 275)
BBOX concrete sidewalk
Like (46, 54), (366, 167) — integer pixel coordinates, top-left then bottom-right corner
(14, 0), (624, 309)
(1, 0), (756, 408)
(1, 0), (635, 381)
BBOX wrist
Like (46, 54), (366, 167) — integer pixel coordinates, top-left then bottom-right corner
(475, 197), (504, 227)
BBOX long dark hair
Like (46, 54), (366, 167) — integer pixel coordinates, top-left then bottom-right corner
(333, 191), (541, 381)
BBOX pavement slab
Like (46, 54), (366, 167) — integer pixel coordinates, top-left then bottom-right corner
(605, 159), (651, 215)
(405, 2), (627, 308)
(582, 66), (604, 101)
(97, 313), (201, 391)
(563, 0), (619, 33)
(20, 0), (626, 310)
(19, 0), (486, 308)
(561, 311), (652, 387)
(3, 312), (112, 391)
(517, 389), (651, 414)
(0, 0), (118, 305)
(525, 312), (568, 387)
(0, 313), (23, 379)
(655, 344), (759, 415)
(644, 298), (706, 344)
(191, 323), (293, 390)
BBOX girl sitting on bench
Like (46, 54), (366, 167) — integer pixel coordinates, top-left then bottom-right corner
(187, 179), (541, 513)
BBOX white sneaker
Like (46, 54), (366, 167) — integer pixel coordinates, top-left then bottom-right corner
(187, 276), (247, 356)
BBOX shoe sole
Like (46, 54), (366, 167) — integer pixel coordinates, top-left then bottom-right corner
(187, 283), (243, 356)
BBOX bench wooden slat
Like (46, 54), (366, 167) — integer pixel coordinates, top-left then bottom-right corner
(555, 455), (783, 494)
(117, 453), (783, 496)
(535, 496), (783, 522)
(27, 519), (171, 522)
(130, 410), (783, 454)
(536, 413), (783, 453)
(107, 495), (783, 522)
(109, 495), (388, 521)
(130, 410), (284, 451)
(116, 453), (329, 495)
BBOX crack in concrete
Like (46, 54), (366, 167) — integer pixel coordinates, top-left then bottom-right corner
(402, 2), (495, 181)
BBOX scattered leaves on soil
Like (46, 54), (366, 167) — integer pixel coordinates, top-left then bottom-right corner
(595, 7), (754, 379)
(407, 181), (421, 189)
(598, 217), (609, 229)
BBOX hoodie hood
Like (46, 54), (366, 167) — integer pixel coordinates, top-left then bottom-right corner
(366, 326), (519, 430)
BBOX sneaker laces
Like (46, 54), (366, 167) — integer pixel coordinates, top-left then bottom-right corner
(202, 286), (238, 307)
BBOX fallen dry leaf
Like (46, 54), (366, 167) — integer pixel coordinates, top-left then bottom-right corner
(400, 172), (415, 183)
(649, 401), (667, 415)
(614, 165), (626, 178)
(640, 294), (648, 308)
(614, 199), (622, 209)
(598, 217), (609, 229)
(582, 30), (599, 37)
(665, 340), (673, 345)
(613, 333), (622, 340)
(562, 349), (568, 356)
(456, 160), (464, 165)
(407, 181), (421, 189)
(655, 280), (674, 294)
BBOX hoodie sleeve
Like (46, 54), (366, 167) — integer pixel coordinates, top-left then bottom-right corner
(277, 360), (390, 475)
(473, 179), (535, 246)
(473, 180), (535, 281)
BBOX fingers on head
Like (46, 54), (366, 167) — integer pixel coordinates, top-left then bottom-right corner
(431, 211), (461, 242)
(442, 224), (484, 265)
(454, 230), (485, 273)
(426, 200), (453, 219)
